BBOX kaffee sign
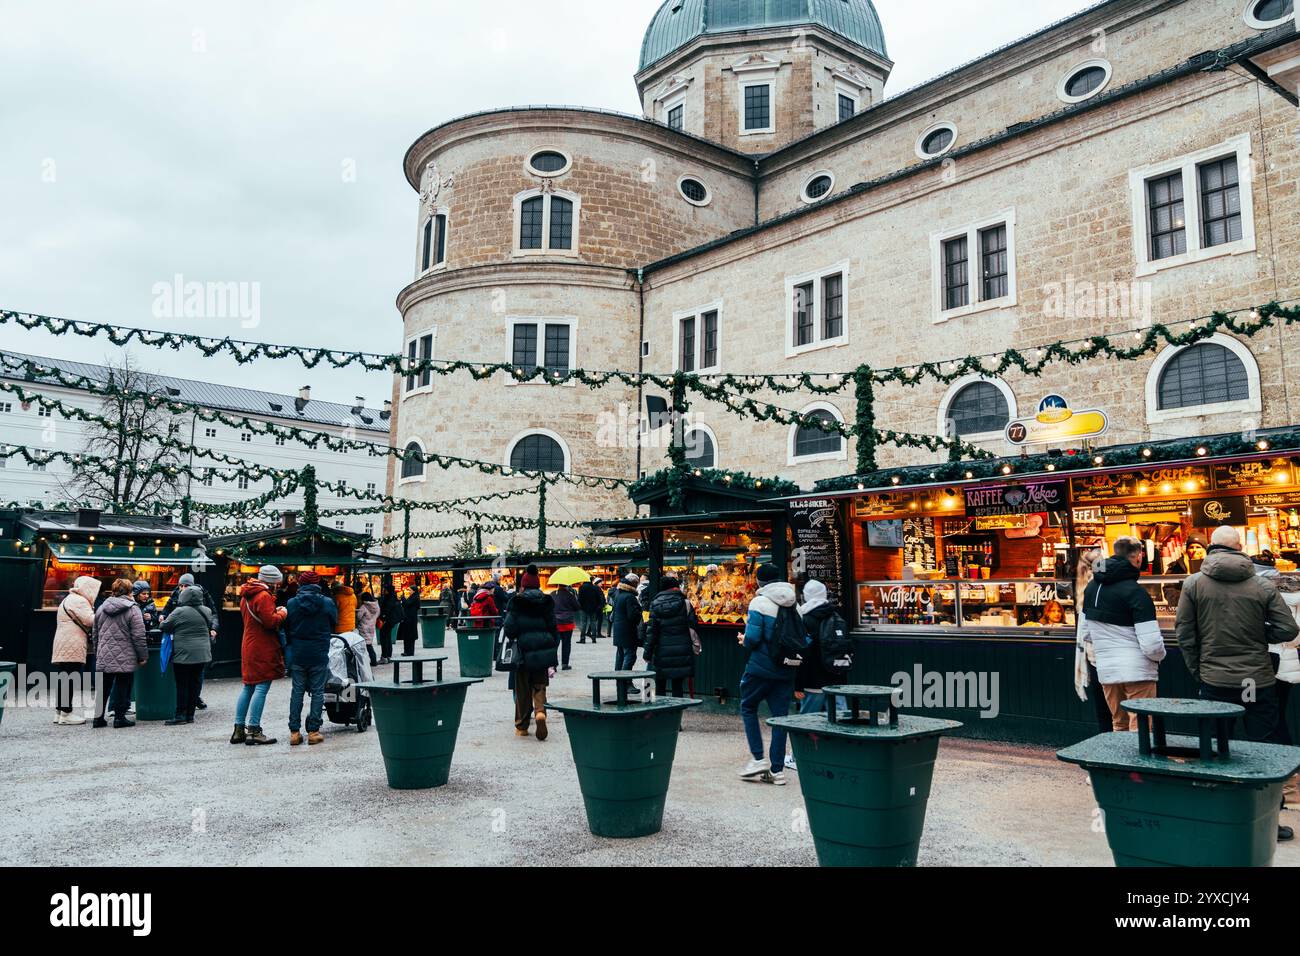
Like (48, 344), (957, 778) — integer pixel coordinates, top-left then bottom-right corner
(964, 480), (1067, 518)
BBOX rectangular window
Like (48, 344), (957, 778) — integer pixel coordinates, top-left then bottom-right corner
(679, 316), (696, 372)
(543, 324), (570, 373)
(421, 218), (433, 271)
(335, 521), (345, 530)
(1199, 157), (1241, 249)
(520, 196), (544, 250)
(512, 324), (538, 369)
(837, 93), (856, 122)
(667, 104), (683, 130)
(240, 433), (252, 443)
(32, 451), (47, 473)
(794, 281), (814, 347)
(549, 197), (573, 250)
(37, 407), (51, 418)
(1147, 172), (1187, 261)
(434, 213), (447, 265)
(237, 477), (249, 490)
(821, 274), (843, 340)
(366, 482), (377, 494)
(365, 522), (375, 536)
(418, 333), (433, 388)
(0, 402), (10, 413)
(201, 473), (213, 487)
(204, 427), (217, 439)
(702, 311), (719, 370)
(744, 84), (771, 131)
(405, 339), (418, 392)
(943, 237), (969, 311)
(275, 436), (286, 446)
(980, 225), (1008, 301)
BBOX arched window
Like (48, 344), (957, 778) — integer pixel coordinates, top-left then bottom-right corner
(515, 189), (579, 254)
(1157, 342), (1250, 411)
(945, 381), (1011, 438)
(684, 429), (716, 469)
(790, 405), (845, 463)
(400, 441), (426, 480)
(509, 433), (567, 472)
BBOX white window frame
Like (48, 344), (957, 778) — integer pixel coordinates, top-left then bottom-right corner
(418, 207), (449, 276)
(1056, 58), (1113, 105)
(504, 428), (571, 473)
(204, 427), (217, 439)
(402, 329), (437, 399)
(784, 261), (851, 358)
(664, 94), (686, 131)
(788, 401), (847, 466)
(525, 148), (573, 179)
(398, 437), (428, 486)
(1128, 134), (1256, 277)
(677, 175), (712, 207)
(800, 170), (836, 205)
(738, 79), (776, 136)
(512, 188), (581, 258)
(915, 121), (959, 159)
(673, 302), (723, 374)
(1145, 334), (1262, 426)
(930, 209), (1017, 324)
(505, 316), (577, 387)
(833, 84), (859, 122)
(682, 418), (720, 470)
(936, 375), (1019, 446)
(1244, 0), (1297, 29)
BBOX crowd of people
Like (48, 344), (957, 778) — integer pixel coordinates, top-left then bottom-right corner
(1075, 526), (1300, 840)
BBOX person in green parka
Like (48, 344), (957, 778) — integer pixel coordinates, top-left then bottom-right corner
(161, 586), (215, 726)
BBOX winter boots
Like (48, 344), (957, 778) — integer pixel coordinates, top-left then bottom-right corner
(244, 726), (277, 746)
(230, 726), (247, 745)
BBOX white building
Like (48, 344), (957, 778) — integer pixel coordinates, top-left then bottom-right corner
(0, 351), (390, 537)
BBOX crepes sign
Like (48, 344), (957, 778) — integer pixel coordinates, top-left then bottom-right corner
(964, 480), (1067, 518)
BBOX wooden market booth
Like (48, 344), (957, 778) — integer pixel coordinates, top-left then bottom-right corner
(778, 430), (1300, 745)
(0, 508), (209, 671)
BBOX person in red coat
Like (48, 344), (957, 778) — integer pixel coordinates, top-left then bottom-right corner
(232, 566), (287, 746)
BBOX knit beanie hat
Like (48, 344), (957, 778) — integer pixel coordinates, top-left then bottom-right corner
(258, 565), (284, 584)
(132, 580), (151, 596)
(756, 563), (782, 585)
(178, 573), (196, 587)
(299, 570), (321, 586)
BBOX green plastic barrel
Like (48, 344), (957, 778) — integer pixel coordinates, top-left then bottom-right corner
(358, 671), (482, 789)
(132, 652), (176, 721)
(1058, 699), (1300, 868)
(0, 662), (16, 728)
(420, 611), (447, 649)
(770, 715), (961, 866)
(549, 672), (702, 839)
(456, 626), (494, 678)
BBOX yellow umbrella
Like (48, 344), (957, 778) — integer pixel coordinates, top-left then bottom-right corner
(548, 566), (591, 586)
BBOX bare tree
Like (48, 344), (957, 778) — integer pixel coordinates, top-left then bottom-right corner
(63, 354), (185, 512)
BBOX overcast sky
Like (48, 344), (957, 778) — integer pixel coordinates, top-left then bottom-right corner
(0, 0), (1092, 408)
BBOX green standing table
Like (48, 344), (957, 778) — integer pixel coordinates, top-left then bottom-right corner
(455, 623), (495, 679)
(549, 671), (702, 839)
(420, 608), (448, 649)
(133, 635), (176, 721)
(0, 662), (15, 728)
(358, 655), (482, 790)
(769, 685), (962, 867)
(1059, 697), (1300, 867)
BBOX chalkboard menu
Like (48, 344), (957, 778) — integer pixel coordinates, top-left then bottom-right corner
(903, 516), (937, 571)
(787, 498), (846, 607)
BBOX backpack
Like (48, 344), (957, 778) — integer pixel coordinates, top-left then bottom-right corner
(818, 611), (854, 674)
(771, 605), (808, 667)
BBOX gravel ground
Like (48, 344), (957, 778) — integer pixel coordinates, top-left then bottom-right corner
(3, 635), (1297, 867)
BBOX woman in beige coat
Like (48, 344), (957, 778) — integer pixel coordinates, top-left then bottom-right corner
(52, 576), (100, 725)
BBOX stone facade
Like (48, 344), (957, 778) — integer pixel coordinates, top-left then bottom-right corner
(389, 0), (1300, 554)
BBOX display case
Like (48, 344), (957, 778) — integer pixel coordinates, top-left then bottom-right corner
(1138, 577), (1186, 632)
(857, 579), (1076, 635)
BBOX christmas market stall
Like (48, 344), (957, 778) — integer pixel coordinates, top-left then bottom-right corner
(797, 428), (1300, 745)
(204, 517), (378, 678)
(0, 508), (209, 671)
(590, 469), (792, 706)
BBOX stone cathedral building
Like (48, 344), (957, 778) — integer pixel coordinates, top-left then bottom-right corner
(387, 0), (1298, 551)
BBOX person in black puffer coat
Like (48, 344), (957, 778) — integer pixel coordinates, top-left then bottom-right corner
(644, 576), (697, 697)
(502, 588), (559, 741)
(796, 580), (849, 715)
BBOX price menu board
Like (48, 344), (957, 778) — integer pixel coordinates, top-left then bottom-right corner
(787, 498), (846, 607)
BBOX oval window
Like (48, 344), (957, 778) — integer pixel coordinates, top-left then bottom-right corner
(528, 150), (570, 176)
(804, 175), (833, 200)
(1057, 60), (1112, 103)
(1245, 0), (1294, 27)
(916, 124), (957, 159)
(679, 178), (709, 205)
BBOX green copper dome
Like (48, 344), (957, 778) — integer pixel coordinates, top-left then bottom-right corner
(639, 0), (888, 71)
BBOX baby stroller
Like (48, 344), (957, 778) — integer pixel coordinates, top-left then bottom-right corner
(323, 631), (374, 732)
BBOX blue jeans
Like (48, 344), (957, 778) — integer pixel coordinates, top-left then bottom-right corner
(740, 673), (794, 768)
(288, 662), (328, 733)
(235, 680), (272, 728)
(799, 691), (848, 715)
(614, 646), (637, 671)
